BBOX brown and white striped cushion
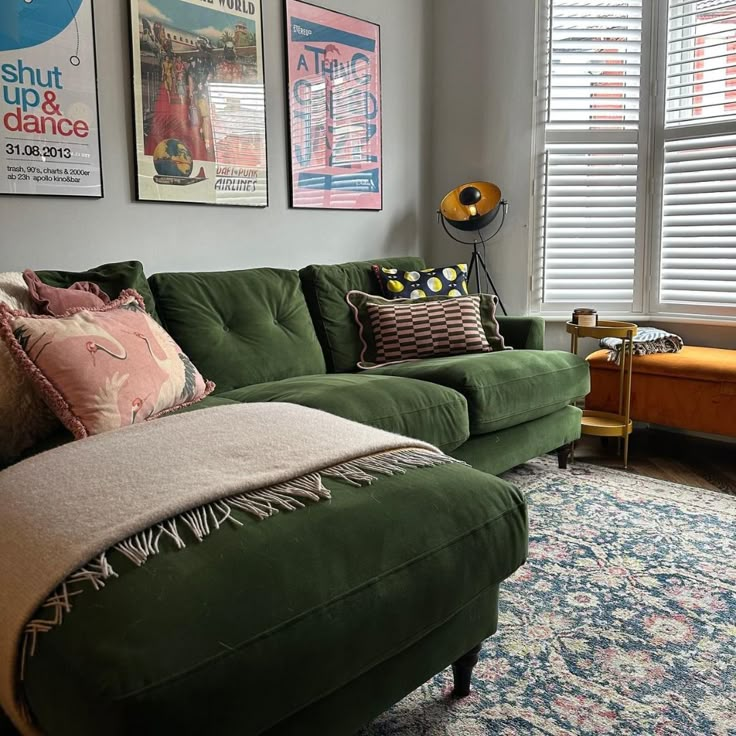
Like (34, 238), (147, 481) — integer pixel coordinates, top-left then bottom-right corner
(367, 296), (491, 363)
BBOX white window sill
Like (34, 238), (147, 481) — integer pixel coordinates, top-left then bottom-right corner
(538, 313), (736, 327)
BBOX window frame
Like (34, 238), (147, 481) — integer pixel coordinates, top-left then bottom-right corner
(531, 0), (736, 323)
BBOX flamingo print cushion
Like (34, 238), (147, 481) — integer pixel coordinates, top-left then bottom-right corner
(0, 290), (215, 439)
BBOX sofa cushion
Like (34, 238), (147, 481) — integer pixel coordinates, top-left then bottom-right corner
(0, 291), (214, 439)
(24, 269), (111, 316)
(24, 464), (527, 736)
(299, 257), (425, 373)
(37, 261), (159, 322)
(149, 269), (326, 393)
(0, 273), (60, 467)
(218, 373), (469, 452)
(373, 263), (469, 299)
(369, 350), (590, 436)
(347, 290), (505, 367)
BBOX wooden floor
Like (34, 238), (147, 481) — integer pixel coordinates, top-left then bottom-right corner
(572, 428), (736, 496)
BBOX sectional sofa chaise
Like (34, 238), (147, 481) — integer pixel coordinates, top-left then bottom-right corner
(1, 257), (589, 736)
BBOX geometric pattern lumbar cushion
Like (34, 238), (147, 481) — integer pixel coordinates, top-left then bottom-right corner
(367, 296), (490, 364)
(347, 290), (505, 369)
(0, 289), (215, 440)
(373, 263), (469, 299)
(368, 297), (490, 363)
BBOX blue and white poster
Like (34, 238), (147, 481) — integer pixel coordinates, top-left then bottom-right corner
(0, 0), (103, 197)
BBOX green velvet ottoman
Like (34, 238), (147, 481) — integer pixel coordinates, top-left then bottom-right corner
(22, 463), (527, 736)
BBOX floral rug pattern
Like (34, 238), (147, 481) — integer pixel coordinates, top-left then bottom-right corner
(361, 457), (736, 735)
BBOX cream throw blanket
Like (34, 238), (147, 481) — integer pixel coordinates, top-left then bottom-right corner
(0, 403), (452, 735)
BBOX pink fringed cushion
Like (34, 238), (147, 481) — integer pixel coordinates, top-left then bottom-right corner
(23, 269), (110, 316)
(0, 290), (215, 439)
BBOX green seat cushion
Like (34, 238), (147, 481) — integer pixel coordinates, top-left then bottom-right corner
(37, 261), (159, 321)
(23, 464), (528, 736)
(299, 257), (425, 373)
(218, 374), (469, 452)
(452, 406), (583, 476)
(370, 350), (590, 436)
(149, 269), (326, 392)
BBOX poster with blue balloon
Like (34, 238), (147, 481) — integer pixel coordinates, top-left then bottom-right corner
(0, 0), (103, 197)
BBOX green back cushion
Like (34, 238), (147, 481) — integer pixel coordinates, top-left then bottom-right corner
(149, 269), (326, 392)
(37, 261), (159, 321)
(299, 257), (425, 373)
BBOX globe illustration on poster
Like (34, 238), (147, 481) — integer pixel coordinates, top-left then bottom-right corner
(153, 139), (194, 178)
(0, 0), (84, 52)
(152, 139), (207, 187)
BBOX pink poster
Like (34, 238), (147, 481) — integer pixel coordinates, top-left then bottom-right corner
(285, 0), (382, 210)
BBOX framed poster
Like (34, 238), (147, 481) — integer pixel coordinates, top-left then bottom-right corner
(130, 0), (268, 207)
(285, 0), (382, 210)
(0, 0), (103, 198)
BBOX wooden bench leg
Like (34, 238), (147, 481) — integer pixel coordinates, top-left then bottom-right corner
(452, 642), (483, 697)
(556, 443), (572, 469)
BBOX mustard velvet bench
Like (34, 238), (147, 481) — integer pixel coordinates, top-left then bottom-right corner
(586, 346), (736, 439)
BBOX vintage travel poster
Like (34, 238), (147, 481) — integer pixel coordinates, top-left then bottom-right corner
(0, 0), (103, 198)
(285, 0), (382, 210)
(130, 0), (267, 206)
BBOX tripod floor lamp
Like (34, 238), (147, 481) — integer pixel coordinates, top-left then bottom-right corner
(438, 181), (509, 315)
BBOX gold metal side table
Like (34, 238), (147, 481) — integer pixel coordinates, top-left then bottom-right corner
(566, 320), (638, 468)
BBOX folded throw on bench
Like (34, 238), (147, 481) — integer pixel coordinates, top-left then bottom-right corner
(601, 327), (684, 364)
(0, 403), (455, 735)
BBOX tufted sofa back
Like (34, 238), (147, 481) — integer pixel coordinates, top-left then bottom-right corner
(149, 268), (326, 393)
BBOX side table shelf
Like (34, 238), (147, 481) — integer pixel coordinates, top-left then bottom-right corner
(566, 320), (638, 468)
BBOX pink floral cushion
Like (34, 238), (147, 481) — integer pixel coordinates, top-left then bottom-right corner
(0, 290), (215, 439)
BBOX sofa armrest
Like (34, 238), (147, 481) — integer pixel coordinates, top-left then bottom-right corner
(496, 316), (545, 351)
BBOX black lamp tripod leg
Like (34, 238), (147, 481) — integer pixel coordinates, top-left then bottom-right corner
(467, 249), (480, 294)
(477, 255), (508, 316)
(467, 246), (508, 316)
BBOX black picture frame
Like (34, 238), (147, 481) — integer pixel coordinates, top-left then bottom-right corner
(0, 0), (104, 199)
(129, 0), (269, 207)
(284, 0), (383, 211)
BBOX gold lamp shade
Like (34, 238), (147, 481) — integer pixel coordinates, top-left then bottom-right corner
(440, 182), (502, 232)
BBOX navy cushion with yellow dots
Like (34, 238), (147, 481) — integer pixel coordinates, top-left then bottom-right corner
(373, 264), (469, 300)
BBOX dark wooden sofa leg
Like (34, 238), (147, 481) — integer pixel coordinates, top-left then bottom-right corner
(451, 643), (483, 698)
(556, 443), (572, 469)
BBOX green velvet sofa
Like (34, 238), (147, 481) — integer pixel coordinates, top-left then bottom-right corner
(3, 258), (588, 736)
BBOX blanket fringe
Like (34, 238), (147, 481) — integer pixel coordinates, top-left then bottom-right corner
(20, 448), (459, 679)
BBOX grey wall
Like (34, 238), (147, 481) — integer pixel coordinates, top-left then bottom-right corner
(428, 0), (536, 316)
(0, 0), (432, 274)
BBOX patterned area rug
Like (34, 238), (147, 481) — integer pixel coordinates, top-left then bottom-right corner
(361, 457), (736, 735)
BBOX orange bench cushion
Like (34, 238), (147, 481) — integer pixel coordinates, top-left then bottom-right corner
(586, 346), (736, 438)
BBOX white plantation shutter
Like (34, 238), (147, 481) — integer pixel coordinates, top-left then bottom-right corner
(544, 143), (638, 302)
(660, 134), (736, 305)
(657, 0), (736, 311)
(540, 0), (645, 308)
(666, 0), (736, 125)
